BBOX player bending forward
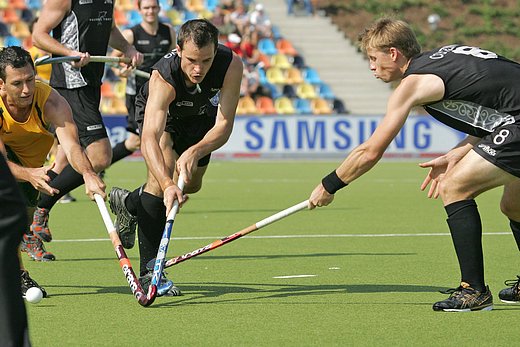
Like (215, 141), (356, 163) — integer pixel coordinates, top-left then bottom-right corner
(308, 18), (520, 312)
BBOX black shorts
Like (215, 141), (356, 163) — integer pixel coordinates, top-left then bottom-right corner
(125, 93), (139, 135)
(55, 86), (108, 147)
(473, 118), (520, 178)
(135, 99), (215, 167)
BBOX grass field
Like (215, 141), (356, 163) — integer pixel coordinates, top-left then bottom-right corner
(24, 160), (520, 346)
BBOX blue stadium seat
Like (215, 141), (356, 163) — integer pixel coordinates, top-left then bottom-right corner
(316, 83), (335, 100)
(26, 0), (41, 10)
(257, 38), (278, 56)
(4, 36), (22, 47)
(127, 10), (142, 27)
(293, 98), (313, 115)
(261, 82), (282, 100)
(206, 0), (219, 11)
(257, 66), (268, 85)
(302, 67), (322, 85)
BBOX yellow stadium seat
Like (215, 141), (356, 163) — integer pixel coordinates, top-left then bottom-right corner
(167, 9), (183, 26)
(270, 53), (292, 69)
(296, 83), (317, 99)
(285, 67), (303, 84)
(236, 96), (258, 115)
(266, 67), (286, 85)
(311, 98), (334, 115)
(274, 97), (296, 115)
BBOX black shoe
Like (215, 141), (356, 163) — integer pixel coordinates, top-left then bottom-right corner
(139, 271), (182, 297)
(21, 270), (48, 298)
(109, 187), (137, 249)
(499, 275), (520, 303)
(433, 282), (493, 312)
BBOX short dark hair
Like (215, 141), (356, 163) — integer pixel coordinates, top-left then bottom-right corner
(177, 19), (219, 52)
(0, 46), (35, 81)
(137, 0), (159, 9)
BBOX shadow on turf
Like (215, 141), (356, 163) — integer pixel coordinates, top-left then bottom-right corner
(145, 282), (449, 308)
(52, 251), (415, 263)
(41, 283), (520, 311)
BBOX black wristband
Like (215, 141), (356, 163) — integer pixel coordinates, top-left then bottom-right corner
(321, 170), (348, 194)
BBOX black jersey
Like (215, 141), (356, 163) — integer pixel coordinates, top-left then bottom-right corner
(404, 44), (520, 137)
(50, 0), (113, 89)
(126, 23), (173, 95)
(135, 44), (233, 124)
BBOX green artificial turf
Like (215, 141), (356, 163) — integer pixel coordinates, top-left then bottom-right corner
(24, 161), (519, 346)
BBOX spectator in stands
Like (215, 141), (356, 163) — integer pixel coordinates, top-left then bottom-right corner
(286, 0), (314, 16)
(211, 5), (237, 37)
(229, 2), (250, 35)
(240, 63), (261, 99)
(248, 3), (272, 42)
(240, 30), (262, 66)
(225, 33), (244, 56)
(172, 0), (186, 12)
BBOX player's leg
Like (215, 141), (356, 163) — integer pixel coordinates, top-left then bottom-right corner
(111, 93), (141, 164)
(137, 140), (181, 296)
(21, 207), (55, 261)
(33, 86), (111, 240)
(0, 156), (30, 347)
(498, 180), (520, 303)
(433, 148), (517, 311)
(109, 131), (172, 249)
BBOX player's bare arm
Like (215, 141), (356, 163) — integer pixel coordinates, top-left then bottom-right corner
(110, 29), (135, 77)
(309, 74), (444, 208)
(32, 0), (91, 67)
(109, 22), (143, 68)
(176, 53), (243, 179)
(0, 138), (58, 195)
(44, 89), (106, 199)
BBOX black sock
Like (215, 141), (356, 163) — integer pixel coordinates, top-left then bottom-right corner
(38, 165), (84, 210)
(445, 199), (485, 291)
(510, 219), (520, 251)
(137, 192), (166, 275)
(111, 141), (133, 165)
(125, 187), (142, 216)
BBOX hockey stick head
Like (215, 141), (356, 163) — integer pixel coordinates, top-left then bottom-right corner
(33, 55), (51, 66)
(143, 284), (157, 305)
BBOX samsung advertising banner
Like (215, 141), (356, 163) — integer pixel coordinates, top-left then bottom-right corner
(103, 115), (466, 160)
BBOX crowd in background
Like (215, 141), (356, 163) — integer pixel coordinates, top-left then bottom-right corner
(0, 0), (347, 115)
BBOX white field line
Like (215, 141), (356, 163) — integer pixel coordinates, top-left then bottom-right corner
(52, 232), (511, 243)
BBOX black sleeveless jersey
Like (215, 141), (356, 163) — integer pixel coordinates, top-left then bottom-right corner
(136, 44), (233, 122)
(50, 0), (113, 89)
(126, 23), (173, 95)
(404, 44), (520, 137)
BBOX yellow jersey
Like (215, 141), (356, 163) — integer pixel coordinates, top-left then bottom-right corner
(0, 81), (54, 168)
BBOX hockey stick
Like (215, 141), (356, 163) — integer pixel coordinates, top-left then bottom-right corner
(149, 174), (186, 298)
(94, 194), (156, 307)
(147, 200), (310, 270)
(34, 55), (132, 66)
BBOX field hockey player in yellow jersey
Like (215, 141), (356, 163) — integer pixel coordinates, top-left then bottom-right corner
(0, 46), (105, 297)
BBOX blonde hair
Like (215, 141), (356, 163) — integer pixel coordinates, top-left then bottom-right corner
(358, 18), (421, 59)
